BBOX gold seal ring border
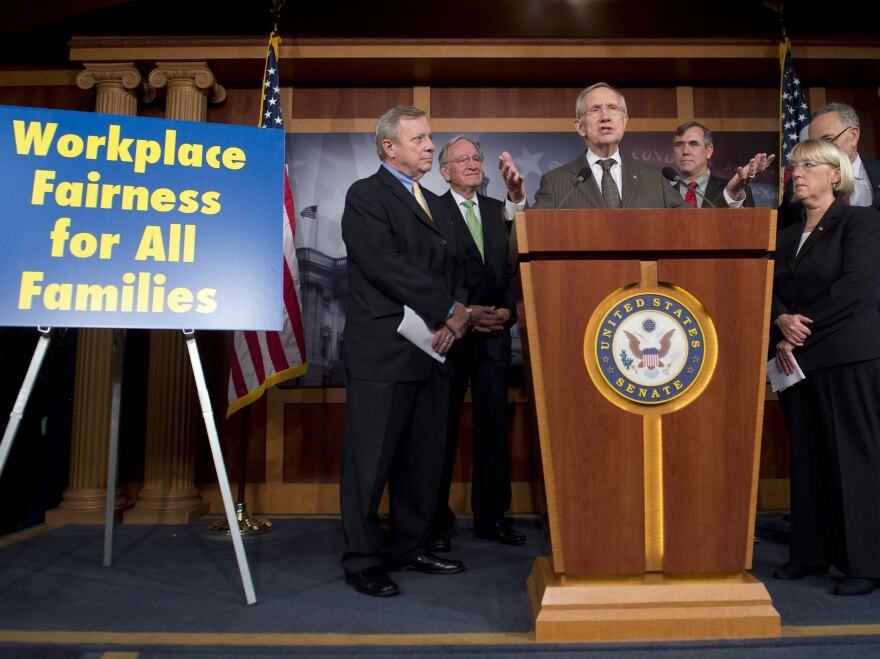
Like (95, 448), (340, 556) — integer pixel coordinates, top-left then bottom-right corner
(584, 283), (719, 415)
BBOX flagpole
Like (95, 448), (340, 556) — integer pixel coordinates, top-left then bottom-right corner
(207, 405), (273, 536)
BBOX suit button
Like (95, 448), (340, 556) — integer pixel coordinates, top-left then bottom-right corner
(440, 239), (447, 245)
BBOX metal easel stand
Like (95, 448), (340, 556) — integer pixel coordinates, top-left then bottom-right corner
(0, 326), (53, 479)
(182, 329), (257, 604)
(100, 329), (256, 604)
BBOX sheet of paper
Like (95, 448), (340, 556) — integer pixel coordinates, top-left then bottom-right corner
(397, 305), (446, 363)
(766, 357), (805, 393)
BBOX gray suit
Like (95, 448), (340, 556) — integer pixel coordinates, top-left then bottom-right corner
(533, 153), (687, 209)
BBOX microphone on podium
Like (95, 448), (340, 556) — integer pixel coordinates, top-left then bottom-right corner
(556, 167), (593, 209)
(661, 166), (717, 208)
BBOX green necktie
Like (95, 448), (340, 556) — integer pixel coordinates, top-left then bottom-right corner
(461, 199), (484, 262)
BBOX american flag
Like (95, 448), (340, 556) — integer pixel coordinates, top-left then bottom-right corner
(300, 205), (318, 220)
(779, 38), (811, 199)
(227, 33), (307, 417)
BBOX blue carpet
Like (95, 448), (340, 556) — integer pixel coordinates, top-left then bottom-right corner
(0, 516), (539, 634)
(1, 514), (880, 657)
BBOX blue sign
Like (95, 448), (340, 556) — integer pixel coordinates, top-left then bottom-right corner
(0, 105), (284, 330)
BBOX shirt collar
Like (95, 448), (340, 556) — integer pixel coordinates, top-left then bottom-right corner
(450, 187), (476, 205)
(382, 161), (416, 190)
(852, 154), (865, 180)
(586, 149), (620, 168)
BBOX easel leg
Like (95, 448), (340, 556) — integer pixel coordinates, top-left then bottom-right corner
(0, 327), (52, 479)
(103, 329), (126, 567)
(183, 330), (257, 605)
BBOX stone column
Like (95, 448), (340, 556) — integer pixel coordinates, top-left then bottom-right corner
(46, 64), (154, 524)
(124, 63), (225, 524)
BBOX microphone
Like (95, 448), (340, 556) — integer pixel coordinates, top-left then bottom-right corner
(661, 166), (716, 208)
(556, 167), (593, 209)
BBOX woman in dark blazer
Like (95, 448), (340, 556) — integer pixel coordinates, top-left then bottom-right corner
(771, 139), (880, 596)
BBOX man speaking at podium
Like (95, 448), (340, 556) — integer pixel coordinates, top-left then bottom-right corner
(498, 82), (772, 211)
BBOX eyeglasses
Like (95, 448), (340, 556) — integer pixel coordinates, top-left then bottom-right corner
(441, 154), (484, 166)
(822, 126), (852, 143)
(790, 160), (833, 171)
(578, 104), (626, 119)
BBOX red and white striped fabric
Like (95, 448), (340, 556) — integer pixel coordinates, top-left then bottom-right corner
(227, 33), (307, 417)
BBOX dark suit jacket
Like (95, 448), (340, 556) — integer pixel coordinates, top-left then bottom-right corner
(341, 165), (466, 381)
(778, 158), (880, 227)
(532, 153), (688, 209)
(439, 191), (515, 363)
(771, 198), (880, 371)
(704, 173), (755, 208)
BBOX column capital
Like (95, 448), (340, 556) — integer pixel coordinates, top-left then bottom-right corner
(149, 61), (226, 104)
(76, 62), (156, 103)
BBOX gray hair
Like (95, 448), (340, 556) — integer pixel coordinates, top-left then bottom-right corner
(813, 102), (860, 129)
(674, 121), (713, 148)
(575, 82), (628, 119)
(790, 139), (855, 198)
(375, 105), (427, 160)
(438, 135), (482, 167)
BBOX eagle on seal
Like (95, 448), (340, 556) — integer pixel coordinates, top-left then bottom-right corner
(623, 329), (676, 368)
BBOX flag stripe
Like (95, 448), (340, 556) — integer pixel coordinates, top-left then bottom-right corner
(779, 38), (811, 202)
(227, 32), (308, 418)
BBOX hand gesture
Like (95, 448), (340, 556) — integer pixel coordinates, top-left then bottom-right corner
(498, 151), (526, 204)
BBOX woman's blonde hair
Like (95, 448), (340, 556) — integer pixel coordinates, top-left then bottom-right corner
(790, 139), (854, 198)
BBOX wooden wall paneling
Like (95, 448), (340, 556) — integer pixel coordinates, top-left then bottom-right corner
(0, 83), (94, 112)
(288, 87), (413, 119)
(758, 398), (791, 511)
(282, 402), (344, 483)
(207, 87), (261, 125)
(431, 87), (583, 118)
(617, 87), (678, 118)
(693, 88), (778, 118)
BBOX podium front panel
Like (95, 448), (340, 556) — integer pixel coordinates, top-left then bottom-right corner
(525, 258), (647, 575)
(659, 257), (771, 573)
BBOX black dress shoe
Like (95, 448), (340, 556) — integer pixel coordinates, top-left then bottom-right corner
(426, 532), (451, 553)
(772, 562), (828, 580)
(834, 578), (876, 596)
(393, 553), (465, 574)
(344, 566), (400, 597)
(474, 521), (526, 545)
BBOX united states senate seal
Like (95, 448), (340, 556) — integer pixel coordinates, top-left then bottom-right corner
(592, 291), (708, 405)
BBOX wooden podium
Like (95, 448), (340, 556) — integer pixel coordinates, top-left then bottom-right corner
(516, 208), (781, 642)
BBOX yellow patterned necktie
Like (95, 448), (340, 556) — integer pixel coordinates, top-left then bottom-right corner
(412, 181), (433, 221)
(461, 199), (484, 262)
